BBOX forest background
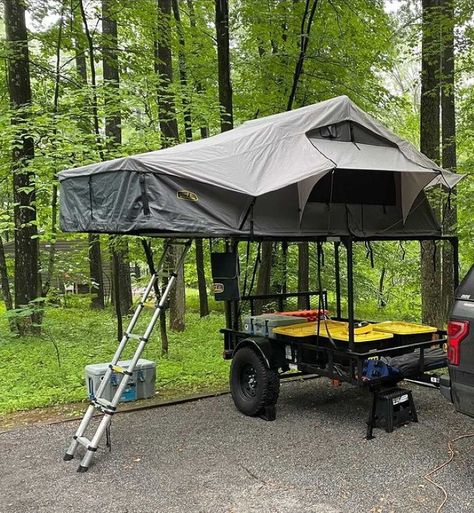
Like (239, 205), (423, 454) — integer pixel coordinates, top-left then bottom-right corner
(0, 0), (473, 415)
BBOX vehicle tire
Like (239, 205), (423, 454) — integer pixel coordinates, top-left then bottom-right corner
(230, 346), (280, 416)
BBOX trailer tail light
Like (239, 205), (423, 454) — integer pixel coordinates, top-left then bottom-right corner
(447, 320), (469, 366)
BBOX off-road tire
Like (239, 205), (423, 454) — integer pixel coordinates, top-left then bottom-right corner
(230, 346), (280, 416)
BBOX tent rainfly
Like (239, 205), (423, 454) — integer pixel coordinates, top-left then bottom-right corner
(58, 95), (462, 240)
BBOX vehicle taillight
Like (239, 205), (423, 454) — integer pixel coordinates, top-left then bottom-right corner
(447, 320), (469, 366)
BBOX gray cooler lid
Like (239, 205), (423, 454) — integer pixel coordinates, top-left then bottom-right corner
(85, 358), (156, 375)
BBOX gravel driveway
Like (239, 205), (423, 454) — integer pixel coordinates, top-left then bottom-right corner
(1, 379), (473, 513)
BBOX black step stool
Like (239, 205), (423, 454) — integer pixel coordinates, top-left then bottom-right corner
(366, 386), (418, 439)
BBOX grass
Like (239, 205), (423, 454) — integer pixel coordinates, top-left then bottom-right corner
(0, 285), (423, 416)
(0, 289), (229, 415)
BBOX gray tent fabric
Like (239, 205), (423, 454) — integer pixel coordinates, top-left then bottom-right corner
(58, 95), (460, 240)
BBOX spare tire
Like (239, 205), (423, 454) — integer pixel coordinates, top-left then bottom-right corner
(230, 346), (280, 416)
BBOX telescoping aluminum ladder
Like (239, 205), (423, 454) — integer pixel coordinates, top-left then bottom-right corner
(64, 239), (192, 472)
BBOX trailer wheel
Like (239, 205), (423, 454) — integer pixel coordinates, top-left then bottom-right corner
(230, 346), (280, 416)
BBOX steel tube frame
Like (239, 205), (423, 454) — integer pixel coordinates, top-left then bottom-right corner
(334, 241), (342, 319)
(344, 238), (355, 351)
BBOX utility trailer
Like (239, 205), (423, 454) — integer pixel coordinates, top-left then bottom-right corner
(218, 236), (458, 434)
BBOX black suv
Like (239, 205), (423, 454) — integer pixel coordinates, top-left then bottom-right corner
(441, 265), (474, 417)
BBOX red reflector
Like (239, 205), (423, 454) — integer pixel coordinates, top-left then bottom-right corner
(447, 320), (469, 366)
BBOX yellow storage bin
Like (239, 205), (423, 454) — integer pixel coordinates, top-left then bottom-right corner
(272, 320), (344, 338)
(272, 320), (393, 343)
(372, 321), (437, 335)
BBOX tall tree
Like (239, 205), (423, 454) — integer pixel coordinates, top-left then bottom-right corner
(172, 0), (193, 143)
(102, 0), (133, 330)
(286, 0), (320, 111)
(215, 0), (233, 131)
(440, 0), (457, 319)
(0, 235), (14, 331)
(172, 0), (209, 317)
(420, 0), (443, 327)
(186, 0), (209, 139)
(157, 0), (186, 334)
(74, 1), (105, 310)
(288, 1), (321, 301)
(257, 0), (320, 304)
(4, 0), (40, 332)
(42, 5), (65, 297)
(215, 0), (238, 328)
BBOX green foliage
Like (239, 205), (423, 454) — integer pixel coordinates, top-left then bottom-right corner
(0, 0), (473, 412)
(0, 293), (229, 414)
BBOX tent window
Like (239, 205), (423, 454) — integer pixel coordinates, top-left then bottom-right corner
(320, 125), (338, 138)
(307, 121), (397, 148)
(308, 169), (397, 206)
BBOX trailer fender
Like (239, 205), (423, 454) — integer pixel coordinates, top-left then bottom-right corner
(233, 337), (284, 369)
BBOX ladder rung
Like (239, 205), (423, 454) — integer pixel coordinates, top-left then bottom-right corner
(93, 398), (116, 412)
(75, 436), (91, 448)
(126, 333), (142, 341)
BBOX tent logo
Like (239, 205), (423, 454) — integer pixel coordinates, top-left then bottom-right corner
(177, 190), (198, 202)
(212, 282), (224, 294)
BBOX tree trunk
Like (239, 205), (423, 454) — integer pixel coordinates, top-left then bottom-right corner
(378, 268), (386, 308)
(195, 239), (209, 317)
(102, 0), (133, 321)
(172, 0), (193, 143)
(287, 0), (320, 111)
(142, 240), (169, 356)
(169, 246), (186, 331)
(215, 0), (233, 131)
(0, 235), (15, 331)
(43, 9), (65, 296)
(255, 241), (272, 314)
(186, 0), (210, 138)
(420, 0), (442, 328)
(79, 0), (104, 160)
(111, 246), (123, 341)
(42, 184), (58, 296)
(172, 0), (209, 317)
(156, 0), (180, 144)
(4, 0), (40, 333)
(440, 0), (457, 321)
(109, 238), (133, 313)
(157, 0), (185, 335)
(88, 234), (105, 309)
(75, 0), (105, 309)
(215, 0), (235, 322)
(297, 242), (309, 309)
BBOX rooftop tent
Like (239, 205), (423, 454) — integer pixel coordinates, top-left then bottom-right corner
(58, 95), (461, 240)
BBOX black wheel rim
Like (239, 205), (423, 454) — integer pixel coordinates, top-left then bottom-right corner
(240, 364), (258, 399)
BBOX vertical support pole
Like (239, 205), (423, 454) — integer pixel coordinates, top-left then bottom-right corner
(224, 238), (240, 331)
(334, 241), (342, 319)
(281, 240), (288, 297)
(224, 239), (233, 329)
(452, 237), (459, 289)
(232, 239), (240, 330)
(345, 238), (355, 351)
(317, 241), (323, 313)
